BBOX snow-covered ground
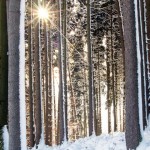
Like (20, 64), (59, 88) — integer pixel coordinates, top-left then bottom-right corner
(32, 133), (126, 150)
(31, 123), (150, 150)
(2, 124), (150, 150)
(137, 124), (150, 150)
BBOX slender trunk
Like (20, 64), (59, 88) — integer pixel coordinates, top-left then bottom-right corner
(63, 0), (68, 140)
(27, 0), (35, 147)
(57, 0), (65, 143)
(145, 0), (150, 116)
(140, 0), (149, 126)
(107, 37), (111, 133)
(110, 4), (116, 131)
(45, 22), (52, 145)
(115, 0), (126, 132)
(98, 50), (102, 134)
(114, 60), (118, 131)
(87, 0), (94, 136)
(34, 0), (42, 145)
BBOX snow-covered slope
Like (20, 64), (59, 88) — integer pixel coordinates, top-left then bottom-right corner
(3, 125), (150, 150)
(31, 133), (126, 150)
(31, 125), (150, 150)
(137, 122), (150, 150)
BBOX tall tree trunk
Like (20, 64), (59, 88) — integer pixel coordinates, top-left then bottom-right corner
(110, 4), (116, 131)
(0, 0), (8, 128)
(62, 0), (68, 140)
(57, 0), (65, 143)
(145, 0), (150, 116)
(45, 23), (52, 145)
(120, 0), (141, 149)
(107, 36), (111, 133)
(27, 0), (35, 147)
(87, 0), (94, 136)
(137, 0), (148, 128)
(8, 0), (21, 149)
(98, 50), (101, 134)
(115, 0), (126, 132)
(34, 0), (42, 145)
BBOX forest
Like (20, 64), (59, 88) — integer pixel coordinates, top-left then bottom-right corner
(0, 0), (150, 150)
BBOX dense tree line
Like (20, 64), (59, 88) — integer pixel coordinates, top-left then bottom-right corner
(24, 0), (126, 146)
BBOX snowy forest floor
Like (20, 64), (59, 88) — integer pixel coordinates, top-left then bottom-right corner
(32, 133), (126, 150)
(2, 124), (150, 150)
(30, 124), (150, 150)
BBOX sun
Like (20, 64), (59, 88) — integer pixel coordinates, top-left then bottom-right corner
(38, 7), (49, 20)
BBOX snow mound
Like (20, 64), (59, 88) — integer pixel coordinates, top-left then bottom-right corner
(32, 132), (126, 150)
(137, 124), (150, 150)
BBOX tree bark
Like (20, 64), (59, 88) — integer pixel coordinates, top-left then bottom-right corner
(57, 0), (65, 143)
(27, 0), (35, 147)
(62, 0), (68, 140)
(120, 0), (141, 149)
(34, 0), (42, 145)
(0, 0), (8, 128)
(87, 0), (95, 136)
(7, 0), (21, 149)
(146, 0), (150, 116)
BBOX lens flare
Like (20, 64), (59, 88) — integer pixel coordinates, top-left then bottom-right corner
(38, 7), (49, 19)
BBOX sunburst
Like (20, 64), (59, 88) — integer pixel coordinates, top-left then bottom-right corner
(38, 7), (49, 20)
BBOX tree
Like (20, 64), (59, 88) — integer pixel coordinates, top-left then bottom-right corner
(33, 0), (42, 145)
(57, 0), (65, 143)
(145, 0), (150, 116)
(62, 0), (68, 141)
(87, 0), (95, 136)
(120, 0), (141, 149)
(26, 0), (35, 147)
(7, 0), (21, 149)
(0, 0), (8, 129)
(44, 11), (52, 145)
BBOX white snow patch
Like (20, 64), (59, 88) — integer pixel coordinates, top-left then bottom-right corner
(102, 35), (107, 49)
(19, 0), (27, 149)
(2, 126), (9, 150)
(134, 0), (144, 136)
(137, 116), (150, 150)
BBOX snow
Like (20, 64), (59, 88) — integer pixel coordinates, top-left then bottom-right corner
(29, 117), (150, 150)
(3, 124), (150, 150)
(29, 121), (150, 150)
(137, 116), (150, 150)
(2, 126), (9, 150)
(19, 0), (27, 150)
(19, 0), (27, 149)
(134, 0), (144, 136)
(31, 133), (126, 150)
